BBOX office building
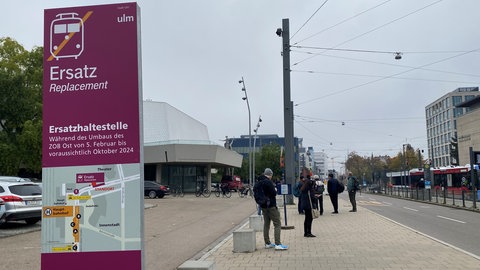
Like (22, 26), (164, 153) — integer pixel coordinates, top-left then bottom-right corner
(455, 95), (480, 165)
(425, 87), (480, 167)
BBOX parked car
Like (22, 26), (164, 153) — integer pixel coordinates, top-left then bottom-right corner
(220, 175), (243, 191)
(0, 198), (6, 224)
(0, 177), (42, 225)
(368, 184), (381, 193)
(144, 181), (170, 199)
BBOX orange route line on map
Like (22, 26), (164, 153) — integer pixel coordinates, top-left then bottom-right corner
(47, 11), (93, 61)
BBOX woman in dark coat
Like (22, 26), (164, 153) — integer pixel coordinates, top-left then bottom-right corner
(300, 175), (317, 237)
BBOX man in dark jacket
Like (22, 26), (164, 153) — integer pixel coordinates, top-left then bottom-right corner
(256, 168), (288, 250)
(346, 172), (358, 212)
(327, 173), (340, 214)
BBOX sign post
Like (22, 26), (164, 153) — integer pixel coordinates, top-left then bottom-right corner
(42, 3), (144, 270)
(278, 184), (294, 229)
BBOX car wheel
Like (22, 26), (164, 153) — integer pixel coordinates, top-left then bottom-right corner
(25, 218), (41, 225)
(148, 190), (157, 199)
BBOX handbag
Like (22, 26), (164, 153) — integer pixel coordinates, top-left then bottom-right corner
(308, 192), (320, 219)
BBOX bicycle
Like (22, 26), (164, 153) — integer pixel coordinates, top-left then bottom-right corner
(214, 183), (231, 198)
(171, 185), (184, 197)
(195, 182), (211, 197)
(238, 184), (253, 198)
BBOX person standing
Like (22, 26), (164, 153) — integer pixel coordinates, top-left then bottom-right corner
(347, 172), (358, 212)
(256, 168), (288, 250)
(313, 175), (324, 215)
(327, 173), (340, 214)
(295, 176), (304, 214)
(300, 174), (316, 237)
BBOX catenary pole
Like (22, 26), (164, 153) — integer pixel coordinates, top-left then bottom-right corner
(281, 18), (295, 204)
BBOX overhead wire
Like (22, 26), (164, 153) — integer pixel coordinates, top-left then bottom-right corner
(295, 47), (480, 106)
(292, 0), (394, 45)
(295, 114), (425, 123)
(291, 45), (396, 55)
(291, 69), (480, 85)
(293, 0), (444, 67)
(290, 0), (329, 40)
(292, 50), (480, 79)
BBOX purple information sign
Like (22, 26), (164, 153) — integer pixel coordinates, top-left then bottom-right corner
(42, 2), (140, 168)
(42, 3), (143, 270)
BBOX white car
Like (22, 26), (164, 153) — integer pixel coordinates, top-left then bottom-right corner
(0, 177), (42, 225)
(0, 198), (6, 224)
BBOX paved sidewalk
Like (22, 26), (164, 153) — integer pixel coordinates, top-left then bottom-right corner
(199, 197), (480, 270)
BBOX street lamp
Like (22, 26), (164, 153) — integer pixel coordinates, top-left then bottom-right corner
(253, 116), (262, 183)
(239, 77), (252, 187)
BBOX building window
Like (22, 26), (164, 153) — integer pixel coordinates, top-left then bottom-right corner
(452, 96), (462, 106)
(453, 108), (463, 118)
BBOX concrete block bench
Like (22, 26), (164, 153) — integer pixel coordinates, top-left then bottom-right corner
(249, 214), (263, 232)
(233, 228), (256, 253)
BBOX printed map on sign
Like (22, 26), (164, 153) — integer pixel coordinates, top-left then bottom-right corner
(41, 163), (142, 253)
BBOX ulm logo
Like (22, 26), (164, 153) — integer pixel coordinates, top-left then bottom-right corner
(117, 14), (134, 23)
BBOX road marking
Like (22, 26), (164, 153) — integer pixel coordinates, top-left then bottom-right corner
(357, 200), (386, 206)
(370, 211), (480, 261)
(382, 201), (392, 205)
(437, 215), (466, 224)
(403, 207), (418, 212)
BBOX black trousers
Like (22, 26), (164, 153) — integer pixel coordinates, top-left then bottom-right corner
(329, 193), (338, 212)
(349, 190), (357, 211)
(304, 208), (313, 235)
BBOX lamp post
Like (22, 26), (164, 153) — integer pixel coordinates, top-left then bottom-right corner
(239, 77), (252, 187)
(253, 116), (262, 184)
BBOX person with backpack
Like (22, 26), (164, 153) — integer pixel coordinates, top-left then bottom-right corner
(347, 172), (359, 212)
(300, 174), (317, 237)
(254, 168), (288, 250)
(327, 173), (342, 214)
(293, 176), (304, 214)
(313, 175), (324, 215)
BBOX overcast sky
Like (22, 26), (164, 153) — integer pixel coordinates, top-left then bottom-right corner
(3, 0), (480, 170)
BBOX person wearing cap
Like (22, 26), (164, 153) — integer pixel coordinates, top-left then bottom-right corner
(313, 175), (324, 215)
(256, 168), (288, 250)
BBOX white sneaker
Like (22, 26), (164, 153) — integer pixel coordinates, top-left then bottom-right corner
(265, 243), (276, 249)
(275, 244), (288, 250)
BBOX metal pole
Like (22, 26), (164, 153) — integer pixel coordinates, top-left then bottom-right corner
(402, 145), (406, 197)
(253, 132), (257, 185)
(470, 147), (477, 209)
(280, 18), (295, 204)
(240, 77), (252, 187)
(253, 116), (261, 184)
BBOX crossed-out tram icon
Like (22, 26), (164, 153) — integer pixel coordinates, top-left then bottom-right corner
(50, 13), (85, 60)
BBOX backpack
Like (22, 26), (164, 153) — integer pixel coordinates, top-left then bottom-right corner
(314, 181), (324, 194)
(253, 180), (270, 208)
(293, 182), (301, 197)
(354, 178), (360, 191)
(337, 180), (345, 193)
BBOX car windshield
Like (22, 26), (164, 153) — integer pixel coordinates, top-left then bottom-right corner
(9, 184), (42, 196)
(145, 182), (159, 187)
